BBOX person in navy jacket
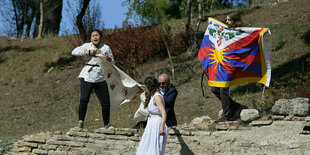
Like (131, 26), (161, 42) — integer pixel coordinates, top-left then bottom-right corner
(133, 73), (178, 129)
(158, 73), (178, 127)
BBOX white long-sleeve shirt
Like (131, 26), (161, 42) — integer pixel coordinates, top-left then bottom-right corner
(72, 42), (115, 83)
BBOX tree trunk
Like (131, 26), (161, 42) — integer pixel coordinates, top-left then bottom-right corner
(186, 0), (192, 32)
(12, 0), (25, 38)
(194, 0), (202, 43)
(76, 0), (91, 42)
(87, 7), (92, 31)
(43, 0), (62, 36)
(210, 0), (215, 12)
(32, 0), (62, 37)
(37, 0), (43, 39)
(154, 0), (175, 79)
(25, 4), (36, 38)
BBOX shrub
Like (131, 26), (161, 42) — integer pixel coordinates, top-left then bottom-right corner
(102, 25), (192, 76)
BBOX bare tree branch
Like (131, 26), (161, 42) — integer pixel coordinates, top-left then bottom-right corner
(76, 0), (90, 42)
(153, 0), (175, 79)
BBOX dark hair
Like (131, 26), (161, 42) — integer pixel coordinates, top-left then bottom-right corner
(143, 76), (158, 108)
(90, 29), (103, 37)
(227, 12), (243, 27)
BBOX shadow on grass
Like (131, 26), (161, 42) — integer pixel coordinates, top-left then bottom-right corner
(43, 56), (77, 72)
(271, 52), (310, 80)
(0, 56), (5, 64)
(302, 29), (310, 45)
(231, 52), (310, 95)
(0, 45), (38, 53)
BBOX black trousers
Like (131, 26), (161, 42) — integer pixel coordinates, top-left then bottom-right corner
(210, 87), (238, 118)
(79, 78), (110, 126)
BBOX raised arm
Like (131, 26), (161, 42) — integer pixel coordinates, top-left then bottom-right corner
(72, 43), (89, 56)
(154, 94), (167, 135)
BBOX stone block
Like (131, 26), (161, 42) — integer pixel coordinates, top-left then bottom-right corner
(114, 129), (135, 136)
(250, 120), (273, 126)
(240, 109), (260, 123)
(46, 140), (85, 147)
(293, 116), (305, 121)
(168, 129), (190, 136)
(88, 133), (106, 140)
(261, 115), (271, 120)
(57, 146), (75, 151)
(93, 128), (115, 135)
(24, 137), (46, 144)
(19, 141), (38, 148)
(106, 135), (128, 140)
(67, 131), (88, 138)
(32, 149), (48, 154)
(271, 115), (285, 120)
(272, 98), (310, 116)
(190, 116), (212, 125)
(18, 147), (32, 152)
(195, 123), (210, 130)
(38, 144), (58, 150)
(215, 124), (239, 130)
(128, 136), (140, 142)
(48, 150), (69, 155)
(191, 131), (211, 136)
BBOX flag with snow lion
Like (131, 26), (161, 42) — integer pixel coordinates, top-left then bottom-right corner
(198, 17), (271, 87)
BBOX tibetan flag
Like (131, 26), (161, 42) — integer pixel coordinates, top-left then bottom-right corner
(198, 17), (271, 87)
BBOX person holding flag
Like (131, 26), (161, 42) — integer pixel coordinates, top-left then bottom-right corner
(198, 12), (271, 123)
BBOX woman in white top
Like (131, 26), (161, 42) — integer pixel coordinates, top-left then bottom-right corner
(136, 77), (167, 155)
(72, 30), (114, 128)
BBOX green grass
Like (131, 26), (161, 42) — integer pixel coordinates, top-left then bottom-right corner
(0, 139), (18, 153)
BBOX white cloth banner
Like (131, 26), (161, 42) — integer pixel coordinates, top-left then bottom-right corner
(133, 91), (149, 121)
(95, 57), (144, 111)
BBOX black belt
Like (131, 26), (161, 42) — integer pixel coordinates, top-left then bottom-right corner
(86, 64), (100, 72)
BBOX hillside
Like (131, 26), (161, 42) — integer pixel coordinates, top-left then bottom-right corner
(0, 0), (309, 142)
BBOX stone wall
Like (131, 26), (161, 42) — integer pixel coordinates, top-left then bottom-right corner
(5, 120), (310, 155)
(4, 98), (310, 155)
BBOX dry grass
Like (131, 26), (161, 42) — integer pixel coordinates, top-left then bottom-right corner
(0, 0), (310, 141)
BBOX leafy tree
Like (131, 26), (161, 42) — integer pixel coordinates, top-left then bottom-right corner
(122, 0), (182, 25)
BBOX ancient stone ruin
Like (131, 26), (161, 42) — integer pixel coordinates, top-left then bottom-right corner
(3, 98), (310, 155)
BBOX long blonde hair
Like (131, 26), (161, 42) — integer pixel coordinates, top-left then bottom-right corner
(143, 76), (158, 108)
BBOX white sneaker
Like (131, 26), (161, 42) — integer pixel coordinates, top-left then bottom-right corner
(99, 124), (114, 130)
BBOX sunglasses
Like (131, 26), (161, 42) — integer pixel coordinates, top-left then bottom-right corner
(158, 82), (167, 86)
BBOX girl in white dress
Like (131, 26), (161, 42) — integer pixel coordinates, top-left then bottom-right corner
(136, 77), (167, 155)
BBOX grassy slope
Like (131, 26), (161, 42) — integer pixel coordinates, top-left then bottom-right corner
(0, 0), (309, 140)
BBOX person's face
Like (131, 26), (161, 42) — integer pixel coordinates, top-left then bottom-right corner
(226, 16), (234, 27)
(158, 76), (170, 91)
(91, 31), (101, 46)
